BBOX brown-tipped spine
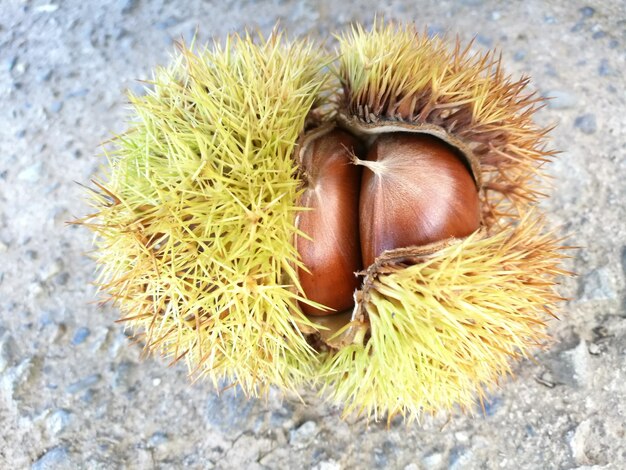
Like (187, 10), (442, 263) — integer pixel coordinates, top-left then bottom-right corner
(296, 129), (364, 316)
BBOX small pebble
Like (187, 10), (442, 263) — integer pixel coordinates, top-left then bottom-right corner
(476, 34), (493, 47)
(312, 448), (328, 464)
(119, 0), (138, 14)
(7, 56), (18, 72)
(148, 431), (168, 447)
(315, 461), (341, 470)
(574, 114), (597, 135)
(545, 90), (576, 110)
(566, 340), (590, 385)
(17, 162), (43, 183)
(482, 395), (500, 416)
(41, 259), (64, 281)
(154, 16), (180, 30)
(422, 453), (444, 469)
(373, 448), (388, 467)
(270, 403), (294, 428)
(579, 6), (595, 18)
(544, 63), (558, 77)
(580, 267), (615, 300)
(45, 182), (60, 195)
(535, 370), (557, 388)
(289, 420), (318, 447)
(105, 328), (127, 356)
(46, 409), (71, 435)
(513, 50), (526, 62)
(54, 272), (70, 286)
(373, 441), (395, 466)
(49, 101), (63, 113)
(592, 325), (610, 341)
(65, 88), (89, 99)
(31, 446), (70, 470)
(113, 360), (138, 390)
(598, 59), (615, 76)
(544, 340), (585, 388)
(449, 446), (471, 470)
(39, 311), (54, 327)
(4, 358), (33, 400)
(34, 4), (60, 13)
(52, 323), (68, 344)
(182, 455), (202, 467)
(569, 419), (592, 464)
(28, 282), (45, 299)
(205, 390), (256, 432)
(14, 64), (27, 77)
(38, 69), (53, 82)
(592, 31), (606, 40)
(66, 373), (101, 394)
(587, 343), (601, 355)
(71, 327), (90, 346)
(81, 389), (94, 403)
(570, 22), (584, 33)
(0, 329), (18, 372)
(113, 26), (128, 41)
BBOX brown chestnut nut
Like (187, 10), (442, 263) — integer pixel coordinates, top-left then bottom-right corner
(357, 133), (481, 267)
(296, 129), (363, 316)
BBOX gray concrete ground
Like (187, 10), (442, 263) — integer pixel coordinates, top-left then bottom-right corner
(1, 0), (625, 468)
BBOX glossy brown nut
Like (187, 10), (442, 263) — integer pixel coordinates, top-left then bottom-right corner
(359, 132), (481, 267)
(296, 129), (364, 316)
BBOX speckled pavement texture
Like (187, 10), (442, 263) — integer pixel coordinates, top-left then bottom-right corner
(1, 0), (625, 468)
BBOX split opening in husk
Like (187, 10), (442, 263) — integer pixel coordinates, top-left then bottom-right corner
(295, 119), (486, 351)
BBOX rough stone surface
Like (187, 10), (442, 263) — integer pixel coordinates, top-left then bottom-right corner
(574, 113), (598, 134)
(31, 446), (72, 470)
(544, 89), (578, 110)
(1, 0), (625, 468)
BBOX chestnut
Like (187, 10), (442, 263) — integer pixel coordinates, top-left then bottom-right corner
(357, 133), (481, 267)
(295, 128), (363, 316)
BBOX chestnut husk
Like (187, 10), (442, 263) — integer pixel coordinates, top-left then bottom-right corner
(81, 24), (568, 422)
